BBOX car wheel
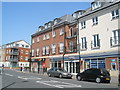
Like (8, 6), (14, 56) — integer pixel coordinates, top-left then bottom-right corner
(48, 73), (51, 77)
(59, 74), (62, 78)
(77, 76), (82, 81)
(96, 77), (101, 83)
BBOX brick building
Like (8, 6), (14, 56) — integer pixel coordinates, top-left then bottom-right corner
(31, 15), (79, 74)
(0, 40), (30, 69)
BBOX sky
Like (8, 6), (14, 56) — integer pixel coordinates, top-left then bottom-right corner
(2, 2), (91, 45)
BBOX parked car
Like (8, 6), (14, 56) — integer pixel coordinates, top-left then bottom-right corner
(47, 67), (72, 78)
(76, 68), (111, 83)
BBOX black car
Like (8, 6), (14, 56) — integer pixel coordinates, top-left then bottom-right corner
(47, 67), (72, 78)
(76, 68), (111, 83)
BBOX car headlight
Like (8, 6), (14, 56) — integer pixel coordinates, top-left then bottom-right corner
(100, 76), (103, 77)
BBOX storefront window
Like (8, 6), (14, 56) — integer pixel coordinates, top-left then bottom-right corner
(91, 59), (97, 68)
(98, 58), (105, 68)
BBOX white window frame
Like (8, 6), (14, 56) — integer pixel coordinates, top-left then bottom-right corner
(60, 28), (64, 35)
(25, 50), (28, 54)
(112, 30), (120, 45)
(37, 37), (40, 42)
(32, 49), (34, 56)
(25, 57), (28, 61)
(112, 9), (119, 19)
(92, 34), (100, 48)
(43, 34), (47, 40)
(92, 16), (98, 25)
(42, 47), (46, 55)
(36, 48), (39, 56)
(81, 37), (87, 50)
(52, 44), (56, 54)
(59, 42), (64, 53)
(81, 21), (86, 29)
(46, 46), (50, 55)
(46, 33), (50, 40)
(20, 56), (23, 60)
(52, 31), (56, 38)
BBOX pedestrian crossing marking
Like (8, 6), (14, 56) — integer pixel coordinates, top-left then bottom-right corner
(36, 80), (81, 88)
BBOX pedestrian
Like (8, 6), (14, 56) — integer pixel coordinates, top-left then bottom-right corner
(20, 64), (22, 71)
(1, 64), (4, 74)
(22, 64), (24, 72)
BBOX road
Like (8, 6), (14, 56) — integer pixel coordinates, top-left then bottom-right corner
(0, 69), (119, 89)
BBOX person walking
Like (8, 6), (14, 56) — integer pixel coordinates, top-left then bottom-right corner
(22, 64), (24, 72)
(1, 64), (4, 74)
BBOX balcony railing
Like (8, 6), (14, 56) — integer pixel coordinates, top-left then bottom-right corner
(10, 52), (19, 55)
(110, 36), (120, 47)
(10, 58), (18, 62)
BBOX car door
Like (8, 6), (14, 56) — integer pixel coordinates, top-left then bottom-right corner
(83, 69), (93, 80)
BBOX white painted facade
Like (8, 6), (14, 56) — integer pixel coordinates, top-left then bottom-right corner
(78, 2), (120, 55)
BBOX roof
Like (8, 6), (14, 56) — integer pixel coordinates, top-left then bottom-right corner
(32, 14), (76, 37)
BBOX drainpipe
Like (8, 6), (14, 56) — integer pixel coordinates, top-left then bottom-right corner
(77, 19), (81, 73)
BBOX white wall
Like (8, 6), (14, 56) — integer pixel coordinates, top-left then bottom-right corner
(78, 4), (119, 55)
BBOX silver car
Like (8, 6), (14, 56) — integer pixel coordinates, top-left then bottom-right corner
(47, 67), (72, 78)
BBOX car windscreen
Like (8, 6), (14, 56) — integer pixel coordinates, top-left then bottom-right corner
(58, 68), (67, 72)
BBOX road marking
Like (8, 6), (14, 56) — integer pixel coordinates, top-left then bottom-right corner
(36, 80), (81, 88)
(5, 73), (13, 77)
(18, 76), (42, 80)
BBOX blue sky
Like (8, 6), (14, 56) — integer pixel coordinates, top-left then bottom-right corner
(2, 2), (91, 45)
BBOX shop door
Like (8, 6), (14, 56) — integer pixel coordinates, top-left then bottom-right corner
(39, 61), (42, 72)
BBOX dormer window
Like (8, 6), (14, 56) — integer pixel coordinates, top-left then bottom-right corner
(72, 13), (77, 18)
(48, 23), (51, 28)
(54, 19), (57, 25)
(92, 1), (101, 10)
(45, 24), (48, 29)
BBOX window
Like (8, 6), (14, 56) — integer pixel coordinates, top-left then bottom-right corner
(54, 19), (57, 25)
(112, 9), (119, 19)
(32, 39), (35, 43)
(45, 24), (47, 29)
(112, 30), (120, 45)
(92, 34), (100, 48)
(81, 37), (87, 50)
(52, 44), (56, 54)
(60, 28), (64, 35)
(16, 44), (19, 47)
(36, 48), (39, 56)
(52, 31), (56, 38)
(22, 45), (24, 47)
(43, 35), (47, 40)
(37, 37), (40, 42)
(46, 46), (50, 55)
(32, 49), (34, 56)
(21, 50), (24, 54)
(25, 50), (28, 54)
(69, 41), (73, 52)
(25, 57), (28, 61)
(92, 1), (101, 10)
(59, 42), (64, 53)
(20, 56), (23, 60)
(92, 17), (98, 25)
(46, 33), (50, 40)
(81, 21), (86, 29)
(26, 45), (29, 48)
(70, 28), (74, 37)
(42, 47), (46, 55)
